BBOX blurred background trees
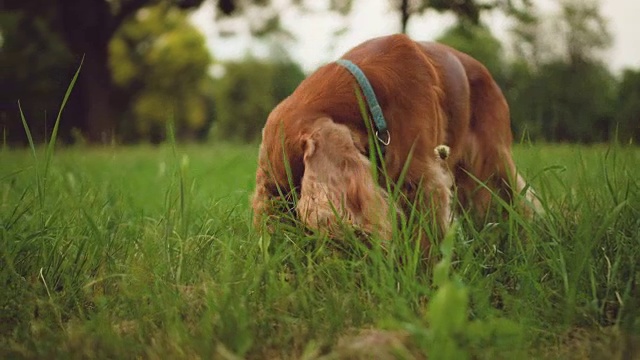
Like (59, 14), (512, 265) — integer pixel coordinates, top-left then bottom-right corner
(504, 0), (620, 142)
(211, 58), (304, 142)
(0, 0), (281, 144)
(1, 0), (638, 145)
(615, 69), (640, 143)
(436, 23), (507, 86)
(392, 0), (534, 34)
(109, 4), (213, 143)
(2, 0), (203, 143)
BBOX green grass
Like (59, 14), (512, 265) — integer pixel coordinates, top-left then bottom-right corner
(1, 142), (639, 359)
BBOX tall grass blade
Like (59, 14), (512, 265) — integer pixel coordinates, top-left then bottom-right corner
(18, 100), (43, 210)
(44, 56), (83, 182)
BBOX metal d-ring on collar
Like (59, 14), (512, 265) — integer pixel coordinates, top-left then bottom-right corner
(336, 59), (391, 149)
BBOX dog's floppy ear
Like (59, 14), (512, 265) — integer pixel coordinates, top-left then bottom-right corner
(296, 118), (396, 239)
(251, 132), (296, 230)
(251, 141), (276, 228)
(300, 132), (316, 160)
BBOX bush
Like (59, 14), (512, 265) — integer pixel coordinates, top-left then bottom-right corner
(211, 59), (305, 143)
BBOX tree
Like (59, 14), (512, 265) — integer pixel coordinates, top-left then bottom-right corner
(0, 10), (74, 144)
(534, 60), (615, 142)
(555, 0), (612, 66)
(109, 4), (213, 143)
(2, 0), (209, 143)
(614, 69), (640, 144)
(388, 0), (533, 34)
(436, 23), (506, 85)
(212, 58), (305, 142)
(506, 0), (616, 143)
(1, 0), (292, 144)
(508, 0), (543, 69)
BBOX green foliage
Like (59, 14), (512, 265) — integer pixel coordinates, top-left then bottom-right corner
(437, 23), (506, 85)
(3, 0), (295, 143)
(423, 223), (527, 360)
(614, 69), (640, 144)
(508, 60), (616, 142)
(504, 0), (621, 143)
(426, 224), (471, 359)
(109, 5), (213, 142)
(0, 10), (74, 144)
(211, 59), (305, 142)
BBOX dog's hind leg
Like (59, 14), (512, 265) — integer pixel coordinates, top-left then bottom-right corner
(454, 95), (540, 222)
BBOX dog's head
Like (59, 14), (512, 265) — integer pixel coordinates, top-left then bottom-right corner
(296, 117), (397, 239)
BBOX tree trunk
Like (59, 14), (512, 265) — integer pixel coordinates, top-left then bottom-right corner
(400, 0), (410, 34)
(59, 0), (116, 143)
(78, 42), (115, 143)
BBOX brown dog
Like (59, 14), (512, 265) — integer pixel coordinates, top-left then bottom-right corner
(251, 34), (538, 254)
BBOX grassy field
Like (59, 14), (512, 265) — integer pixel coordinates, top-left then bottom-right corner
(1, 142), (639, 359)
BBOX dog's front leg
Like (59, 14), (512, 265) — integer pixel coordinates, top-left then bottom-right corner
(401, 162), (454, 260)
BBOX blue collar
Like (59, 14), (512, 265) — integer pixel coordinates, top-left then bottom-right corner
(336, 59), (390, 148)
